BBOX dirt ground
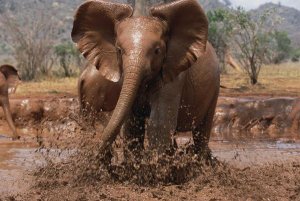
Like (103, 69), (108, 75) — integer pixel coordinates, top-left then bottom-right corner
(15, 164), (300, 201)
(1, 136), (299, 201)
(0, 66), (300, 201)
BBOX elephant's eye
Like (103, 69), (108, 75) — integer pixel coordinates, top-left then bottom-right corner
(154, 47), (161, 55)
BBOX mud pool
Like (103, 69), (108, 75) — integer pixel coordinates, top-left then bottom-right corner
(1, 132), (299, 198)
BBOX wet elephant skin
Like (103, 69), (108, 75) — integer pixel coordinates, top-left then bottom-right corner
(73, 0), (220, 157)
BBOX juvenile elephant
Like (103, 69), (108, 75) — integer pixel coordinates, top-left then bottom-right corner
(73, 0), (220, 156)
(0, 64), (21, 140)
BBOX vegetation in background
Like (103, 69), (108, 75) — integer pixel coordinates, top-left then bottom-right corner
(220, 62), (300, 97)
(208, 7), (294, 85)
(291, 48), (300, 62)
(11, 62), (300, 98)
(230, 7), (280, 85)
(207, 9), (233, 72)
(0, 4), (58, 80)
(54, 42), (81, 77)
(0, 0), (299, 85)
(269, 31), (292, 63)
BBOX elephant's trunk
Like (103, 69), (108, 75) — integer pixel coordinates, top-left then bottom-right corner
(98, 66), (144, 154)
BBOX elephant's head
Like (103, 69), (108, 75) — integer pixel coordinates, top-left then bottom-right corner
(0, 65), (20, 80)
(72, 0), (208, 152)
(0, 65), (21, 93)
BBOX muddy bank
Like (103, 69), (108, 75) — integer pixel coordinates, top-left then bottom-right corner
(215, 97), (300, 138)
(0, 96), (299, 139)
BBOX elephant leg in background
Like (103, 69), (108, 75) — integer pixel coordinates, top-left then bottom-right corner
(192, 92), (218, 158)
(0, 96), (19, 140)
(148, 73), (186, 153)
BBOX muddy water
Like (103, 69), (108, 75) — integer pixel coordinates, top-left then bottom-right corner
(1, 133), (300, 197)
(210, 138), (300, 168)
(0, 136), (40, 195)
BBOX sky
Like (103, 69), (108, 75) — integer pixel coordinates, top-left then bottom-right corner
(229, 0), (300, 10)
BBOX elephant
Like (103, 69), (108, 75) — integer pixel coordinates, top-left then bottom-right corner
(72, 0), (220, 158)
(0, 64), (21, 140)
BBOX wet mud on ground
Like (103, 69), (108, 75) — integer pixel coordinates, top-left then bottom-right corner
(0, 135), (299, 200)
(0, 96), (299, 200)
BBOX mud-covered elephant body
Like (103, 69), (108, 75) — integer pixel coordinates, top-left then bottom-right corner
(147, 42), (219, 153)
(79, 64), (121, 121)
(0, 64), (21, 139)
(74, 0), (219, 156)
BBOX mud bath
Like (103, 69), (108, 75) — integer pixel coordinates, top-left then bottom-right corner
(1, 133), (300, 200)
(0, 96), (299, 200)
(0, 137), (39, 196)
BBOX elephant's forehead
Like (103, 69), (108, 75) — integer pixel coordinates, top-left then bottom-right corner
(116, 17), (166, 49)
(117, 17), (165, 35)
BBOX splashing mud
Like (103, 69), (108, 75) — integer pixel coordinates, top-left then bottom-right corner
(0, 96), (300, 200)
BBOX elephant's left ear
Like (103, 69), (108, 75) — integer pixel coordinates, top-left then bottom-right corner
(150, 0), (208, 83)
(71, 1), (133, 82)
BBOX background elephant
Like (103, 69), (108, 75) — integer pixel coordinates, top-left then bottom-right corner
(72, 0), (219, 157)
(0, 64), (21, 140)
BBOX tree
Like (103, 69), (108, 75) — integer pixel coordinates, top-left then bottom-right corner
(291, 48), (300, 62)
(270, 31), (292, 63)
(207, 9), (233, 72)
(0, 3), (58, 80)
(54, 42), (80, 77)
(229, 7), (280, 85)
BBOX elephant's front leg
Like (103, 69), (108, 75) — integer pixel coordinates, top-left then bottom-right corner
(192, 92), (218, 159)
(123, 111), (146, 160)
(147, 72), (186, 153)
(1, 97), (19, 140)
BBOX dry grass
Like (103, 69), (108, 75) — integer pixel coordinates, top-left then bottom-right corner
(8, 62), (300, 99)
(221, 62), (300, 97)
(11, 77), (78, 99)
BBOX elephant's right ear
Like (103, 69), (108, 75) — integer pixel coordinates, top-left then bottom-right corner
(71, 0), (133, 82)
(150, 0), (208, 83)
